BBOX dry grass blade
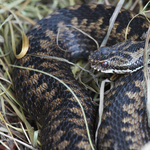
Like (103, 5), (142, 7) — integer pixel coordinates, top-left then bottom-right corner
(101, 0), (125, 47)
(143, 25), (150, 127)
(0, 131), (35, 149)
(0, 112), (20, 149)
(14, 32), (29, 59)
(129, 0), (143, 11)
(29, 53), (99, 87)
(57, 25), (99, 52)
(95, 79), (110, 144)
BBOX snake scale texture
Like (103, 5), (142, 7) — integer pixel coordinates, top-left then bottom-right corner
(13, 3), (150, 150)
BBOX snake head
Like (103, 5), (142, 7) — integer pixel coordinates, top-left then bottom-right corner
(89, 40), (145, 74)
(89, 46), (118, 73)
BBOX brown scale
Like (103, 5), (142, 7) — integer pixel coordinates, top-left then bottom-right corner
(13, 3), (150, 150)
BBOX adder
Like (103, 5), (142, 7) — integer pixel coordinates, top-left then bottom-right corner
(13, 3), (150, 150)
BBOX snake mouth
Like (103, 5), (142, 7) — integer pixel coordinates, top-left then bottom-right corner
(90, 61), (144, 74)
(90, 59), (144, 74)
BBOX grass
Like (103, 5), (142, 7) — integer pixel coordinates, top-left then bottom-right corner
(0, 0), (149, 149)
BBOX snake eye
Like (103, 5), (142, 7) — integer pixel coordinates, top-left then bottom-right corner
(101, 61), (108, 68)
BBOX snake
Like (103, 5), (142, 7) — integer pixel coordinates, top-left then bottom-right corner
(13, 3), (150, 150)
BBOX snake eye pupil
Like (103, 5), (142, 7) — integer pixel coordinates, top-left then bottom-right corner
(101, 61), (108, 68)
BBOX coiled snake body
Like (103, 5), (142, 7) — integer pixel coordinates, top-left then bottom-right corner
(13, 4), (150, 150)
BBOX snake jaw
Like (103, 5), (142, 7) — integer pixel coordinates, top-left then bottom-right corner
(90, 58), (140, 74)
